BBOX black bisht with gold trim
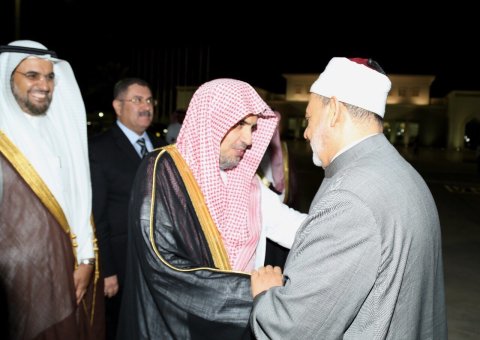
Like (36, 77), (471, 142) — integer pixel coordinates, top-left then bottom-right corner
(117, 146), (253, 339)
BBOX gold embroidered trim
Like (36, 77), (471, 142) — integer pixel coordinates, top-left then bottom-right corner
(281, 141), (290, 204)
(87, 215), (100, 325)
(0, 131), (70, 234)
(149, 146), (233, 271)
(1, 131), (101, 322)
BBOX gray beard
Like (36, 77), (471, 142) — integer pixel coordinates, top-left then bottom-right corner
(312, 152), (322, 167)
(219, 156), (239, 171)
(310, 125), (323, 168)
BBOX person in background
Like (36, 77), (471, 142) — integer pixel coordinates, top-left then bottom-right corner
(89, 77), (165, 340)
(258, 110), (297, 269)
(165, 108), (186, 144)
(0, 40), (103, 339)
(258, 110), (287, 201)
(250, 57), (447, 339)
(117, 78), (306, 339)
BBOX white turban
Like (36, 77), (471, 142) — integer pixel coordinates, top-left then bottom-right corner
(310, 57), (391, 117)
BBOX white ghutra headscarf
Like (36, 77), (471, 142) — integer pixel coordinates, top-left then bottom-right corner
(0, 40), (93, 262)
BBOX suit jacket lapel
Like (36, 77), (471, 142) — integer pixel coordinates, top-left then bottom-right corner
(111, 124), (141, 163)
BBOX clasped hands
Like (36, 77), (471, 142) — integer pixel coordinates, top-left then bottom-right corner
(251, 265), (283, 298)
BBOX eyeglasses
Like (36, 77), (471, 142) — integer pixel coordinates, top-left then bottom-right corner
(118, 96), (156, 106)
(15, 71), (56, 83)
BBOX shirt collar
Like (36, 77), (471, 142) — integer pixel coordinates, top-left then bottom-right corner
(116, 120), (149, 145)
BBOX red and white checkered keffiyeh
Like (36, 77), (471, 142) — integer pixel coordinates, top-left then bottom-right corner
(176, 79), (277, 271)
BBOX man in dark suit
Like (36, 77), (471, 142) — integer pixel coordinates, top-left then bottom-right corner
(89, 78), (166, 340)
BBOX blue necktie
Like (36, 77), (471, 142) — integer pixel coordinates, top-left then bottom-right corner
(136, 138), (148, 158)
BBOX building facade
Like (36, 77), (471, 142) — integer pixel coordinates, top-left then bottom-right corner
(176, 74), (480, 151)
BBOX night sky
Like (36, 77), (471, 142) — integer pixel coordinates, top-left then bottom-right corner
(1, 1), (479, 103)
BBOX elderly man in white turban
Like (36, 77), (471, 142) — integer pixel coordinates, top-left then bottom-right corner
(250, 57), (447, 339)
(0, 40), (103, 339)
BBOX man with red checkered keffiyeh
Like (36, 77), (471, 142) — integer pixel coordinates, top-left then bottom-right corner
(117, 79), (306, 339)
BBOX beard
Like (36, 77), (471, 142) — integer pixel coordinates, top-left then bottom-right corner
(219, 142), (247, 171)
(312, 151), (322, 167)
(310, 124), (323, 168)
(219, 156), (240, 170)
(12, 85), (52, 116)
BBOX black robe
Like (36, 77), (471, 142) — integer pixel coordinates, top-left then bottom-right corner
(117, 146), (253, 339)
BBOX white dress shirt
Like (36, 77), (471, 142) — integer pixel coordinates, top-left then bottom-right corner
(116, 120), (153, 158)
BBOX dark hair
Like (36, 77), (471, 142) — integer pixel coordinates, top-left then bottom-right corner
(113, 78), (151, 99)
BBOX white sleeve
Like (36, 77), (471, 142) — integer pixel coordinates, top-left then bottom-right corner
(74, 220), (95, 262)
(260, 179), (307, 249)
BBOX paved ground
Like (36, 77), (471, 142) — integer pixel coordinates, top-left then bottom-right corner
(287, 140), (480, 339)
(408, 148), (480, 340)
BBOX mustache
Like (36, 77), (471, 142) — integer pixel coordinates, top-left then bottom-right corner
(138, 111), (152, 117)
(234, 142), (249, 150)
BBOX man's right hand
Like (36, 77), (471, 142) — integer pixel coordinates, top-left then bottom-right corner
(251, 265), (283, 298)
(104, 275), (119, 298)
